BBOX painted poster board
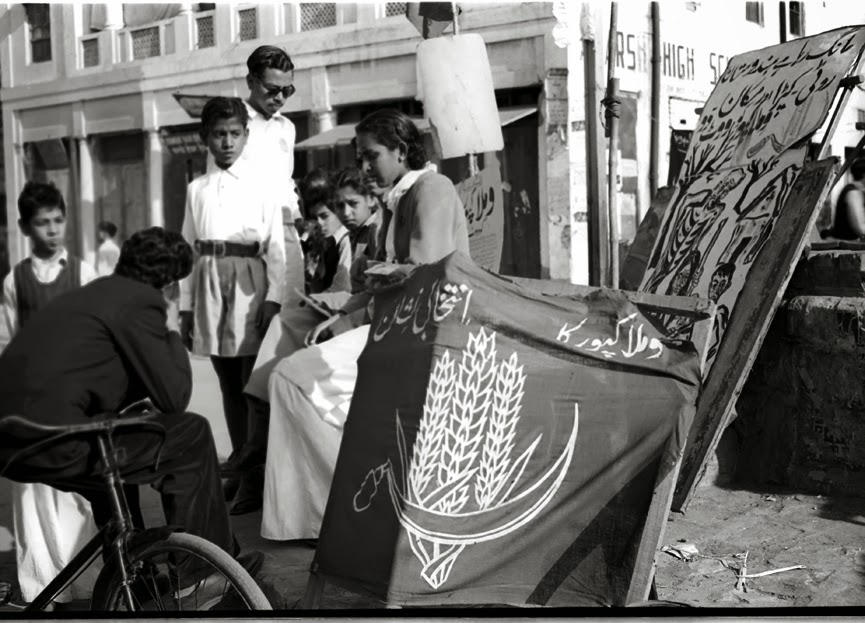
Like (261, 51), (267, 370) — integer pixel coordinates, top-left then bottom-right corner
(674, 157), (838, 508)
(455, 164), (505, 272)
(635, 25), (865, 510)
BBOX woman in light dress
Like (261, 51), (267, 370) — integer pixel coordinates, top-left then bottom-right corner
(261, 109), (469, 541)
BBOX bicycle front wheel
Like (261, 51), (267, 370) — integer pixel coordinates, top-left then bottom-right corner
(91, 532), (271, 612)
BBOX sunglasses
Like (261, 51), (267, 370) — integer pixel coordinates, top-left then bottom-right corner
(254, 75), (296, 99)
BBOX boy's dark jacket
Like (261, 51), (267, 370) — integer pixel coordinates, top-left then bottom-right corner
(0, 274), (191, 426)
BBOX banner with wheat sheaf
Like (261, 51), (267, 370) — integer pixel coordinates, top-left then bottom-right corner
(352, 326), (579, 589)
(312, 251), (703, 606)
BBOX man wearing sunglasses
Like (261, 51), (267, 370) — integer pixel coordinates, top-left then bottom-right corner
(243, 45), (300, 221)
(206, 45), (306, 516)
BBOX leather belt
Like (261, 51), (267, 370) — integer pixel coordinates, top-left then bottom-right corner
(194, 240), (260, 258)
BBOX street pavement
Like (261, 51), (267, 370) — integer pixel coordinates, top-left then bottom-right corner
(0, 324), (376, 610)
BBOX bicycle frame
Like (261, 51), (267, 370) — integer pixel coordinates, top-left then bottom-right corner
(0, 412), (172, 611)
(27, 524), (110, 611)
(27, 433), (137, 611)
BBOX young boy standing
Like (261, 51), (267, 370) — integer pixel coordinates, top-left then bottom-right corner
(2, 181), (99, 604)
(220, 46), (306, 515)
(180, 97), (286, 508)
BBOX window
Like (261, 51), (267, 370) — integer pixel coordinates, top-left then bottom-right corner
(24, 4), (52, 63)
(196, 14), (215, 48)
(789, 1), (805, 36)
(131, 26), (160, 60)
(745, 1), (764, 26)
(300, 3), (337, 31)
(385, 3), (407, 17)
(238, 7), (257, 41)
(81, 37), (99, 67)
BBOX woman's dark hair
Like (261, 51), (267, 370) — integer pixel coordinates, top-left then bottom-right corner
(17, 181), (66, 223)
(246, 45), (294, 78)
(114, 227), (193, 290)
(98, 220), (118, 238)
(199, 97), (248, 141)
(333, 167), (376, 197)
(851, 158), (865, 181)
(355, 109), (427, 171)
(299, 168), (332, 219)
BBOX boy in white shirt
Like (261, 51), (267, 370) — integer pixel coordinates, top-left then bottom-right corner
(2, 181), (99, 605)
(179, 97), (286, 513)
(217, 46), (306, 514)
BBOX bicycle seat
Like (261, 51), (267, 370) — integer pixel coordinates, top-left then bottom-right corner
(0, 413), (167, 478)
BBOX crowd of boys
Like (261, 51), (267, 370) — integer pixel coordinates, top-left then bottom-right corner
(0, 43), (385, 608)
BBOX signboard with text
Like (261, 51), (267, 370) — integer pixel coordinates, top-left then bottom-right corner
(455, 165), (504, 272)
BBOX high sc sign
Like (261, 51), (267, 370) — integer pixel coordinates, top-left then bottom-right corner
(612, 30), (731, 85)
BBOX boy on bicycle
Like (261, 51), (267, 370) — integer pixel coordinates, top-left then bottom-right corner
(0, 227), (263, 605)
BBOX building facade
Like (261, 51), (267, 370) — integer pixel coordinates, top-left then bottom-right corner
(0, 2), (565, 280)
(0, 1), (863, 285)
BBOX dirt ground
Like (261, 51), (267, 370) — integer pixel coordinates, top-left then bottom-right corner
(5, 479), (863, 610)
(655, 483), (865, 607)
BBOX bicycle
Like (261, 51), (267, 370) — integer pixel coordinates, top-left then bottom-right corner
(0, 412), (272, 612)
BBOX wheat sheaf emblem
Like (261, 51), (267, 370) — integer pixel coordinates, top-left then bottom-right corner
(354, 327), (580, 589)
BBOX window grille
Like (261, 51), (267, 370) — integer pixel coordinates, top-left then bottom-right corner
(789, 1), (805, 37)
(82, 37), (99, 67)
(300, 3), (337, 31)
(238, 8), (258, 41)
(745, 1), (764, 26)
(24, 3), (52, 63)
(131, 26), (160, 60)
(197, 14), (215, 48)
(385, 2), (407, 17)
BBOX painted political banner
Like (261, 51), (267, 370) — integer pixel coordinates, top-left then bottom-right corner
(455, 165), (504, 272)
(641, 26), (865, 368)
(312, 252), (704, 606)
(635, 26), (865, 509)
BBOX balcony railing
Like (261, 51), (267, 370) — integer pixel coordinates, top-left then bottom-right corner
(300, 3), (337, 31)
(116, 17), (176, 63)
(69, 2), (456, 75)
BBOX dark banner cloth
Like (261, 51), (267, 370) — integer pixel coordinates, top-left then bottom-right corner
(313, 252), (702, 606)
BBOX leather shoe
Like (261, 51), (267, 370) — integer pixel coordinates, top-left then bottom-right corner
(222, 476), (240, 503)
(220, 444), (266, 477)
(229, 470), (263, 516)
